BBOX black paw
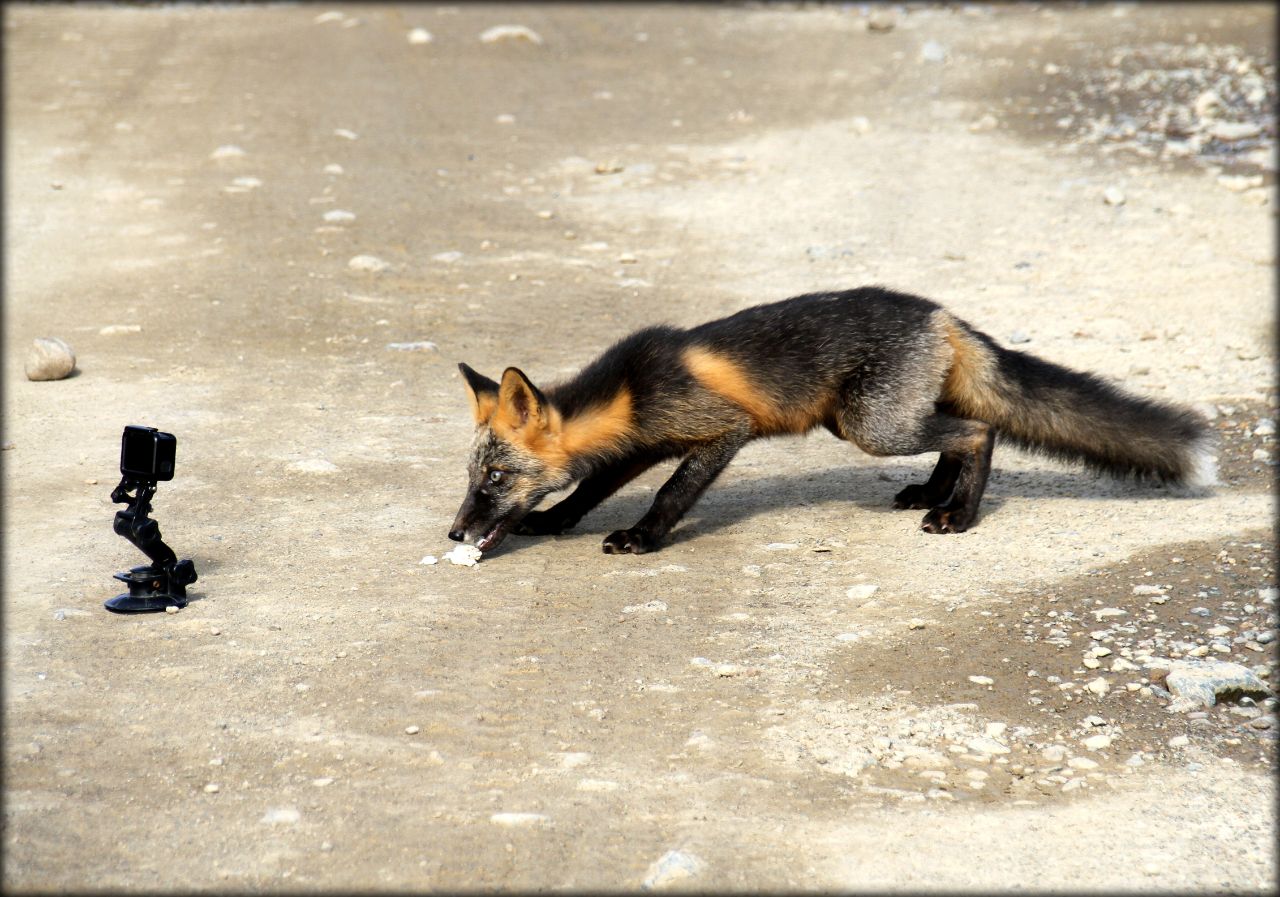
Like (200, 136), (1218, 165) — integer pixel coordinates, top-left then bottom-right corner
(513, 510), (575, 536)
(920, 506), (973, 534)
(602, 528), (657, 554)
(893, 483), (940, 510)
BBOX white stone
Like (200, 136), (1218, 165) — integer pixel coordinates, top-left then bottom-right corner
(491, 812), (551, 827)
(348, 254), (391, 272)
(1083, 734), (1112, 751)
(407, 27), (434, 45)
(845, 584), (879, 601)
(968, 675), (994, 686)
(25, 337), (76, 381)
(1103, 186), (1126, 206)
(480, 24), (544, 45)
(642, 850), (706, 889)
(323, 209), (356, 223)
(261, 807), (301, 825)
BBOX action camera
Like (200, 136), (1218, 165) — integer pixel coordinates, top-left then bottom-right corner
(120, 425), (176, 482)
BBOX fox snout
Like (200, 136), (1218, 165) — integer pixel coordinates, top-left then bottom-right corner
(448, 487), (514, 553)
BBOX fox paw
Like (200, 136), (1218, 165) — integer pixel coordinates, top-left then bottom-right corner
(893, 483), (943, 510)
(920, 507), (973, 534)
(602, 528), (656, 554)
(514, 510), (575, 536)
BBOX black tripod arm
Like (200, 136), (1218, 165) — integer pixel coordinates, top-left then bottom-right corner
(113, 508), (179, 569)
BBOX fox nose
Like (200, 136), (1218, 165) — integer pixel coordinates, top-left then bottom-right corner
(447, 528), (465, 542)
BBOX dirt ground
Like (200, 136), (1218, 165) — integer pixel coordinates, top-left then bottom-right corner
(3, 3), (1277, 891)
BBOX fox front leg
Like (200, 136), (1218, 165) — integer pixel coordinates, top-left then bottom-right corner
(515, 452), (667, 536)
(603, 427), (751, 555)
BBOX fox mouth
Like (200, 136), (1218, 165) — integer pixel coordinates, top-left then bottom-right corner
(475, 522), (509, 553)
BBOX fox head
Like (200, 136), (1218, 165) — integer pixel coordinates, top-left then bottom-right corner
(449, 363), (575, 553)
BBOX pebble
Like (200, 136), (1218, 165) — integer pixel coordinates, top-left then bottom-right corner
(479, 25), (544, 45)
(1218, 174), (1265, 192)
(845, 584), (879, 601)
(203, 783), (220, 794)
(968, 675), (994, 686)
(25, 337), (76, 381)
(288, 458), (339, 474)
(1249, 715), (1275, 730)
(1083, 734), (1112, 751)
(261, 807), (302, 825)
(907, 619), (927, 630)
(1067, 756), (1099, 770)
(866, 9), (895, 32)
(385, 341), (438, 352)
(404, 725), (420, 735)
(919, 40), (949, 63)
(407, 27), (434, 45)
(1132, 584), (1165, 596)
(99, 324), (142, 336)
(324, 163), (344, 175)
(965, 736), (1010, 755)
(323, 209), (356, 223)
(642, 850), (705, 889)
(164, 605), (179, 615)
(1168, 735), (1190, 748)
(1085, 677), (1110, 696)
(1208, 121), (1262, 142)
(348, 254), (390, 272)
(1253, 419), (1276, 437)
(209, 144), (246, 160)
(1007, 329), (1031, 344)
(1083, 715), (1107, 727)
(333, 128), (359, 140)
(1103, 186), (1126, 206)
(420, 555), (438, 565)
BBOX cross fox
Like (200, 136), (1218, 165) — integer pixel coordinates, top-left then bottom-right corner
(448, 287), (1214, 556)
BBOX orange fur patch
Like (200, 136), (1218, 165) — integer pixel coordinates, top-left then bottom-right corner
(940, 320), (999, 418)
(560, 388), (634, 457)
(469, 392), (498, 424)
(683, 346), (827, 435)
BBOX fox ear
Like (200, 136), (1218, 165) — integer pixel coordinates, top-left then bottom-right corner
(497, 367), (552, 433)
(459, 363), (499, 424)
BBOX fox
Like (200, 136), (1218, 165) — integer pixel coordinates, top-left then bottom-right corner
(448, 286), (1214, 556)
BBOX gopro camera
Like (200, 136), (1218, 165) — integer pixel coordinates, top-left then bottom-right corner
(120, 425), (176, 482)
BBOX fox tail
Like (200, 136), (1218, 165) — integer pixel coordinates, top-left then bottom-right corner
(942, 320), (1216, 487)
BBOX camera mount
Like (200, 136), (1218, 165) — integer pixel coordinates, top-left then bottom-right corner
(105, 426), (197, 614)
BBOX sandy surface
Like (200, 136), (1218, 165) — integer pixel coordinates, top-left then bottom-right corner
(4, 3), (1277, 891)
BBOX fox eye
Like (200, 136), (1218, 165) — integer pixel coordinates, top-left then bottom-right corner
(488, 469), (504, 484)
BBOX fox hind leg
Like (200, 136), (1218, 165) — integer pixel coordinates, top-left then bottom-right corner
(893, 451), (963, 510)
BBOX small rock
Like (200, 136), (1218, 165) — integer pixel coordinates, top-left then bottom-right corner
(261, 807), (301, 825)
(164, 605), (179, 615)
(642, 850), (706, 890)
(968, 675), (994, 686)
(1168, 734), (1190, 748)
(348, 254), (390, 272)
(866, 9), (895, 32)
(1103, 186), (1126, 206)
(333, 128), (359, 140)
(1007, 329), (1031, 344)
(1083, 734), (1112, 751)
(324, 163), (344, 175)
(1163, 658), (1269, 711)
(1132, 584), (1166, 596)
(209, 144), (246, 160)
(479, 24), (543, 45)
(1042, 745), (1068, 762)
(1218, 174), (1265, 192)
(419, 555), (438, 565)
(907, 619), (927, 630)
(1208, 121), (1262, 142)
(99, 324), (142, 336)
(289, 458), (339, 474)
(203, 783), (220, 794)
(385, 341), (438, 352)
(1067, 756), (1099, 770)
(407, 27), (434, 45)
(1253, 419), (1276, 437)
(1083, 715), (1107, 727)
(1085, 677), (1110, 696)
(1248, 715), (1275, 730)
(25, 337), (76, 381)
(919, 40), (948, 63)
(965, 736), (1010, 755)
(405, 725), (420, 735)
(846, 584), (879, 601)
(323, 209), (356, 223)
